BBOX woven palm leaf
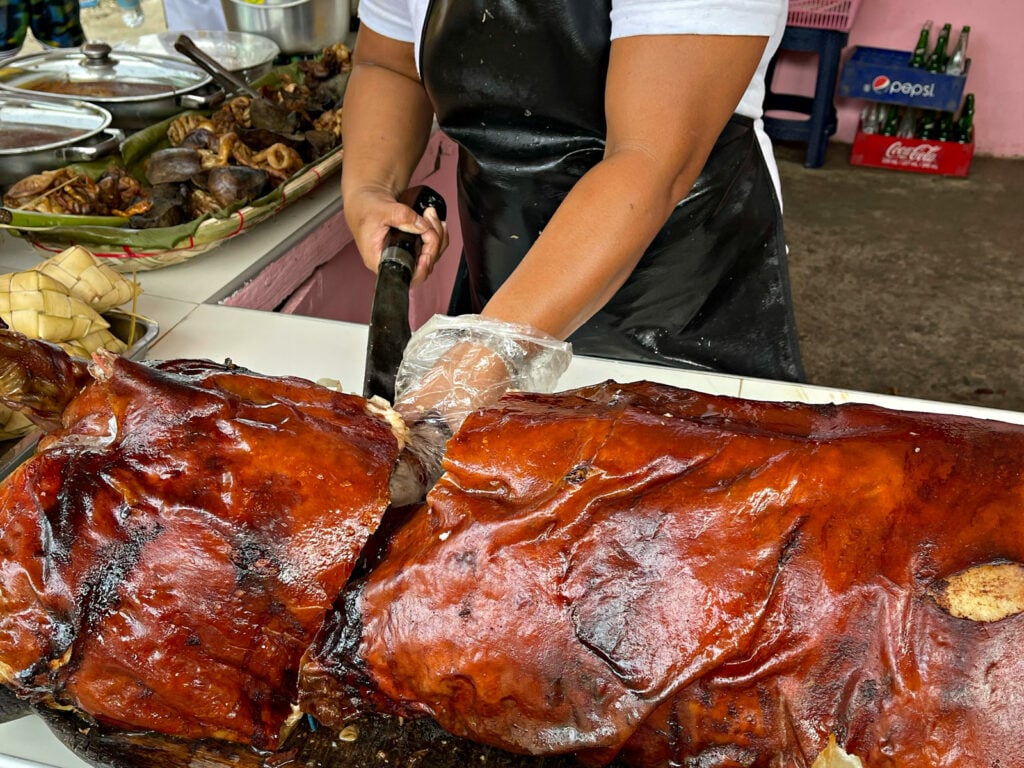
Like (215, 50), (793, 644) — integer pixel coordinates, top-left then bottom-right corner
(35, 246), (142, 313)
(0, 271), (109, 342)
(63, 327), (129, 357)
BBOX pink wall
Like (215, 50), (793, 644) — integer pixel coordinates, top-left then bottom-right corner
(771, 0), (1024, 157)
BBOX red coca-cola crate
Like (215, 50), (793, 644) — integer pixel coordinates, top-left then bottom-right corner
(849, 130), (974, 177)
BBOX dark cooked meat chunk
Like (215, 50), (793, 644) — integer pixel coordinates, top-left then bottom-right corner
(300, 381), (1024, 767)
(0, 351), (404, 749)
(0, 325), (91, 430)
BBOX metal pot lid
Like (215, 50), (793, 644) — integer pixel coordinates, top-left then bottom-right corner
(0, 42), (212, 103)
(0, 94), (112, 154)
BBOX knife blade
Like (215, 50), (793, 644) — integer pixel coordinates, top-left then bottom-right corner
(362, 185), (447, 402)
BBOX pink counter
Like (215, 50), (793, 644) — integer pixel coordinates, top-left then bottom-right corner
(221, 131), (463, 331)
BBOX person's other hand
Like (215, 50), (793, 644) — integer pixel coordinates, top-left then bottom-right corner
(346, 187), (449, 286)
(389, 341), (511, 500)
(388, 341), (509, 504)
(394, 340), (511, 433)
(388, 315), (573, 501)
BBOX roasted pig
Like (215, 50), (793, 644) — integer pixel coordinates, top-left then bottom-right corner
(300, 381), (1024, 768)
(0, 338), (405, 749)
(4, 328), (1023, 767)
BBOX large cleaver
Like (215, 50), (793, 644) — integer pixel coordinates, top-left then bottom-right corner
(362, 185), (447, 403)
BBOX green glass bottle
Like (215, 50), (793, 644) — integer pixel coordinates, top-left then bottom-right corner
(925, 23), (952, 73)
(916, 110), (940, 140)
(957, 93), (975, 144)
(937, 111), (957, 142)
(880, 105), (901, 137)
(909, 20), (933, 68)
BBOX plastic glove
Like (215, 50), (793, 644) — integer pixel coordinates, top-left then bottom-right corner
(388, 315), (572, 502)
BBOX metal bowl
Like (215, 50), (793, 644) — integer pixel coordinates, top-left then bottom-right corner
(0, 95), (122, 190)
(221, 0), (351, 55)
(0, 42), (224, 130)
(117, 30), (281, 83)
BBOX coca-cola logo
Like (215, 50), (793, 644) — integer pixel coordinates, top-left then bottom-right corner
(883, 141), (942, 168)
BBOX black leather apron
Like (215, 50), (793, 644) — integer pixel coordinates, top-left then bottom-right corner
(420, 0), (805, 382)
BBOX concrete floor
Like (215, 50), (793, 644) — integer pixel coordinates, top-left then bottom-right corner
(776, 141), (1024, 414)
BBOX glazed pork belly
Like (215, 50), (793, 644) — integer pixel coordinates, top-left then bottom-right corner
(300, 380), (1024, 768)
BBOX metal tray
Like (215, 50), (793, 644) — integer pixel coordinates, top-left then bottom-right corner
(0, 310), (159, 481)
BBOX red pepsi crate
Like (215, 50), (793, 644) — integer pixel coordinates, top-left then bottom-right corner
(849, 130), (974, 177)
(839, 46), (969, 112)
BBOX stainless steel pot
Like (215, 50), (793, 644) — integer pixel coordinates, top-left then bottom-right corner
(221, 0), (351, 55)
(0, 42), (225, 131)
(0, 95), (123, 191)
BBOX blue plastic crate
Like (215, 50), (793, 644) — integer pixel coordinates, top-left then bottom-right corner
(839, 46), (968, 112)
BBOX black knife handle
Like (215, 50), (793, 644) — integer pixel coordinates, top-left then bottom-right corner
(363, 185), (447, 403)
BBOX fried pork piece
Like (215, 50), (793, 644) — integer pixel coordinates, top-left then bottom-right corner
(2, 168), (99, 214)
(2, 167), (149, 217)
(313, 107), (343, 138)
(300, 381), (1024, 768)
(95, 167), (146, 214)
(233, 142), (304, 181)
(0, 349), (406, 749)
(300, 42), (352, 80)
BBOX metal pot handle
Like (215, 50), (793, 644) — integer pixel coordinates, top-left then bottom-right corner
(178, 87), (227, 111)
(55, 129), (125, 164)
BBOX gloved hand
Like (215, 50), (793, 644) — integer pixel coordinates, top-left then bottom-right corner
(388, 315), (572, 504)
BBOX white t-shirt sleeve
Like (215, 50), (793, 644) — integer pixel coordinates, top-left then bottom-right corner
(608, 0), (788, 200)
(356, 0), (418, 42)
(610, 0), (784, 39)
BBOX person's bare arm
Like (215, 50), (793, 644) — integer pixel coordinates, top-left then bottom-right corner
(341, 27), (447, 284)
(480, 33), (768, 338)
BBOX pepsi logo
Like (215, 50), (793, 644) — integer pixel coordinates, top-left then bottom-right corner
(871, 75), (891, 93)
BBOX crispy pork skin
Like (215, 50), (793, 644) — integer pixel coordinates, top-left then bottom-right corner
(300, 381), (1024, 767)
(0, 353), (403, 748)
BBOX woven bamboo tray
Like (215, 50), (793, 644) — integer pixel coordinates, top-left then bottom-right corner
(1, 148), (343, 272)
(0, 64), (345, 272)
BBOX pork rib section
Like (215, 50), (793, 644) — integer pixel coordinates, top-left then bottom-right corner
(0, 351), (404, 749)
(300, 380), (1024, 767)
